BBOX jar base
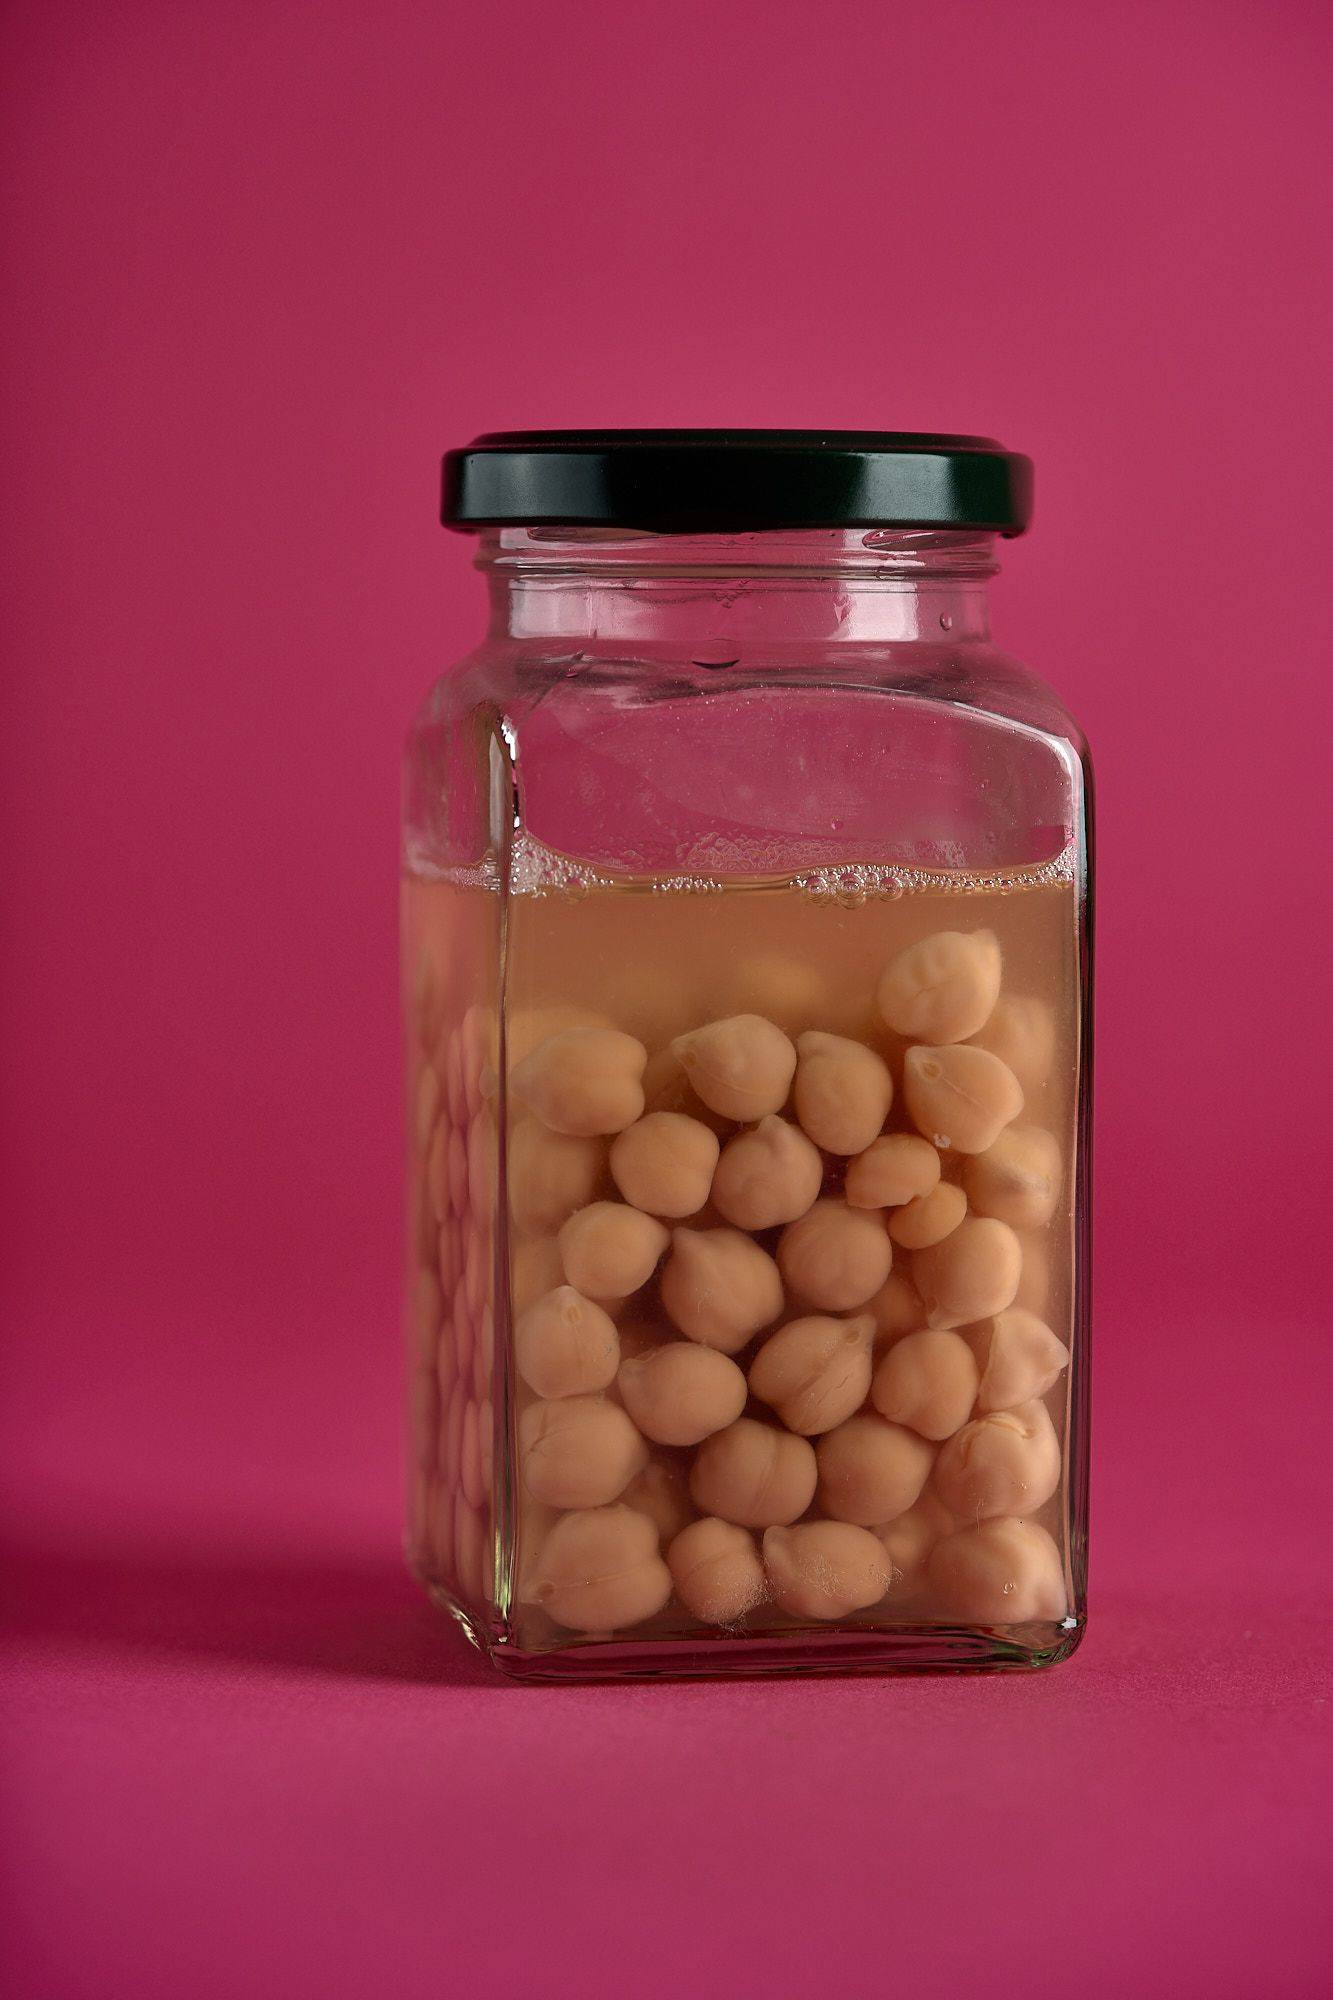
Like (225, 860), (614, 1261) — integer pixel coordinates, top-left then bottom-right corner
(427, 1585), (1085, 1683)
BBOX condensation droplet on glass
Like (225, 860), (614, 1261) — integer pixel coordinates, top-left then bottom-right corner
(939, 612), (954, 631)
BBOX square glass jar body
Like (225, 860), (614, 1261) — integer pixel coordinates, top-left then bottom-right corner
(403, 526), (1091, 1681)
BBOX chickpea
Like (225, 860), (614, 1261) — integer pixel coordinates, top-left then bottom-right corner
(932, 1399), (1061, 1519)
(623, 1454), (697, 1545)
(660, 1227), (784, 1353)
(969, 994), (1056, 1097)
(966, 1308), (1071, 1413)
(873, 1491), (955, 1595)
(777, 1198), (893, 1312)
(511, 1235), (565, 1315)
(793, 1032), (893, 1156)
(610, 1111), (719, 1219)
(617, 1342), (748, 1447)
(864, 1269), (926, 1350)
(748, 1314), (875, 1435)
(526, 1505), (672, 1633)
(519, 1394), (649, 1509)
(871, 1328), (979, 1441)
(763, 1521), (892, 1620)
(557, 1201), (670, 1302)
(667, 1518), (767, 1624)
(690, 1418), (818, 1528)
(962, 1125), (1061, 1230)
(887, 1180), (967, 1250)
(508, 1118), (603, 1235)
(710, 1115), (824, 1231)
(903, 1043), (1024, 1155)
(511, 1027), (648, 1137)
(845, 1133), (941, 1211)
(876, 928), (1002, 1045)
(926, 1517), (1066, 1622)
(913, 1215), (1022, 1328)
(671, 1014), (797, 1123)
(815, 1412), (934, 1526)
(514, 1285), (620, 1399)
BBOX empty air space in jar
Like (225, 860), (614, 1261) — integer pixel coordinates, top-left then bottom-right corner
(406, 836), (1079, 1649)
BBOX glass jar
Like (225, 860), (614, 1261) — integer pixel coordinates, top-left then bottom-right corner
(403, 432), (1092, 1681)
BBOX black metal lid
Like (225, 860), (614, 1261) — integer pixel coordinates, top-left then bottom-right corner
(442, 429), (1032, 536)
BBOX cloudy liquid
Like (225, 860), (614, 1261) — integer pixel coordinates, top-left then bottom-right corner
(403, 840), (1084, 1649)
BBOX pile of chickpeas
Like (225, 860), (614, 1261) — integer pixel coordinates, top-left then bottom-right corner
(497, 928), (1072, 1642)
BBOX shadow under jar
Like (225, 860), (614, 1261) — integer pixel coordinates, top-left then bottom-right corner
(402, 431), (1092, 1681)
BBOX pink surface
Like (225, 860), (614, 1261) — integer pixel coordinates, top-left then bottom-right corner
(2, 3), (1331, 1995)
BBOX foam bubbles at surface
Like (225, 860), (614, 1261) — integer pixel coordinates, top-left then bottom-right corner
(502, 831), (1075, 900)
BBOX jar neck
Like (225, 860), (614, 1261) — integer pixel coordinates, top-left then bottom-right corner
(479, 527), (997, 648)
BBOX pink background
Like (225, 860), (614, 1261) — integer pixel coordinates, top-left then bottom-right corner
(3, 3), (1330, 1995)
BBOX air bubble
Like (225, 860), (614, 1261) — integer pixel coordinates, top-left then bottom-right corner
(405, 849), (502, 892)
(416, 831), (1077, 901)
